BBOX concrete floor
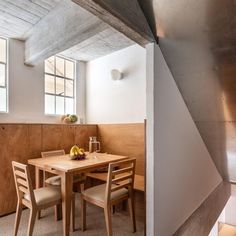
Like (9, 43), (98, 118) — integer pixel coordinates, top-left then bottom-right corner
(0, 194), (144, 236)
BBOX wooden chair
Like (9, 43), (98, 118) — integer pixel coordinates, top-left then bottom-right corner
(41, 149), (86, 231)
(12, 161), (61, 236)
(86, 172), (145, 192)
(81, 158), (136, 236)
(41, 150), (66, 187)
(41, 150), (86, 190)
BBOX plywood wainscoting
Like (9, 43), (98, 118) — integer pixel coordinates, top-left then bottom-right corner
(0, 124), (97, 216)
(98, 123), (145, 176)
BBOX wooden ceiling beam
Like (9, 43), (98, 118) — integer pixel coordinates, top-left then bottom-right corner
(72, 0), (155, 47)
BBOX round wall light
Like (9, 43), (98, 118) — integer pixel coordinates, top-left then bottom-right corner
(111, 69), (123, 81)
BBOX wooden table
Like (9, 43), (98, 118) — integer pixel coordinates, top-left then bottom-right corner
(28, 152), (128, 236)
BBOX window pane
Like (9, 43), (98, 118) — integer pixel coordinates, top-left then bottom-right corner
(56, 96), (64, 115)
(0, 38), (6, 63)
(45, 75), (55, 94)
(0, 64), (5, 86)
(56, 57), (64, 76)
(45, 56), (75, 115)
(65, 80), (73, 97)
(45, 56), (55, 74)
(65, 98), (74, 114)
(0, 88), (6, 112)
(65, 60), (74, 79)
(45, 95), (55, 114)
(56, 77), (64, 95)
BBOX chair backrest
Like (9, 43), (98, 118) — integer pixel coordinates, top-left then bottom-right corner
(105, 158), (136, 202)
(12, 161), (36, 207)
(41, 149), (65, 158)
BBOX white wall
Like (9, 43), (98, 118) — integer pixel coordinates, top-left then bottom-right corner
(86, 44), (146, 124)
(0, 39), (85, 123)
(146, 43), (222, 236)
(224, 184), (236, 226)
(208, 209), (225, 236)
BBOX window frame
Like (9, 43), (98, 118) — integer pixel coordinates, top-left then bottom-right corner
(0, 37), (8, 113)
(44, 55), (76, 115)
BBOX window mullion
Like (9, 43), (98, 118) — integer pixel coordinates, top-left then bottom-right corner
(54, 56), (56, 114)
(0, 37), (8, 113)
(64, 59), (66, 114)
(73, 63), (76, 113)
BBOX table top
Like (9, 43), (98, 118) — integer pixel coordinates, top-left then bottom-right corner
(28, 152), (128, 173)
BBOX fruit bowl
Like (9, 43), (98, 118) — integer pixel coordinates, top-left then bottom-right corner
(69, 153), (86, 160)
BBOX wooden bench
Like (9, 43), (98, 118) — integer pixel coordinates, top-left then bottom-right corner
(86, 172), (145, 192)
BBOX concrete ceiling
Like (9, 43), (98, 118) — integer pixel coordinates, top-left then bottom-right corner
(0, 0), (61, 39)
(60, 27), (134, 61)
(0, 0), (134, 62)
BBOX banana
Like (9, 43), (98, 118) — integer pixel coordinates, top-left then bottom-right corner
(70, 145), (80, 156)
(79, 148), (85, 153)
(70, 145), (85, 160)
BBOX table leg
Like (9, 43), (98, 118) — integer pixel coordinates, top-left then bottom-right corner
(61, 172), (73, 236)
(35, 167), (41, 219)
(35, 167), (40, 189)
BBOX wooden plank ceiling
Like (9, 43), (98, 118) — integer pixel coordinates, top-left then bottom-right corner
(0, 0), (134, 62)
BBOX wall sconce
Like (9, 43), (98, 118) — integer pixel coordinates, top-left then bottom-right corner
(111, 69), (123, 81)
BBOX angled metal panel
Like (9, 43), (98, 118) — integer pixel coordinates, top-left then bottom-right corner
(138, 0), (236, 181)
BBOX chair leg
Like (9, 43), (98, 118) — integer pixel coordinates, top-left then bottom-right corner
(80, 182), (85, 192)
(81, 197), (86, 231)
(128, 197), (136, 233)
(43, 171), (46, 187)
(55, 204), (62, 221)
(112, 205), (115, 214)
(14, 202), (23, 236)
(104, 205), (112, 236)
(71, 193), (75, 232)
(37, 210), (41, 220)
(122, 200), (127, 211)
(27, 209), (37, 236)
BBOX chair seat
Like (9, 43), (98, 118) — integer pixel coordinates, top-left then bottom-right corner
(45, 174), (86, 186)
(83, 184), (128, 204)
(24, 186), (61, 206)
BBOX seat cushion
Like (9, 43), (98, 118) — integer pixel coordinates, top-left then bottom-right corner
(83, 184), (128, 204)
(45, 174), (86, 186)
(45, 176), (61, 186)
(24, 186), (61, 206)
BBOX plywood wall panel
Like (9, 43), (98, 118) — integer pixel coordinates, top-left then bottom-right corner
(28, 125), (42, 157)
(0, 125), (29, 216)
(75, 125), (98, 151)
(0, 125), (10, 216)
(98, 123), (145, 176)
(0, 123), (97, 216)
(41, 125), (77, 153)
(28, 125), (42, 188)
(61, 125), (75, 154)
(41, 124), (63, 151)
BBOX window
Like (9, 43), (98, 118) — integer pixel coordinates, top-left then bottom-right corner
(44, 56), (76, 115)
(0, 37), (8, 112)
